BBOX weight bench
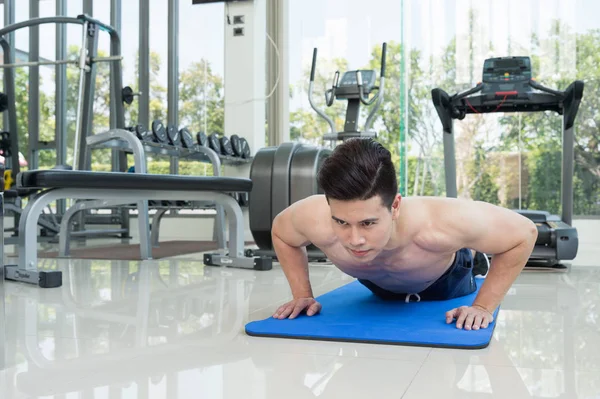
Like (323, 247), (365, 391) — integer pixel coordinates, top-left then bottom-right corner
(4, 170), (272, 288)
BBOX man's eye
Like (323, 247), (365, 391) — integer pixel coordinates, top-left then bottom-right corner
(335, 219), (346, 225)
(362, 221), (375, 227)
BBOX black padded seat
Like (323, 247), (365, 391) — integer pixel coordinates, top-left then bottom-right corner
(17, 170), (252, 192)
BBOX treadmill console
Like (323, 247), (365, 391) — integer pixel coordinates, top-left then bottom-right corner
(336, 70), (377, 99)
(481, 56), (532, 95)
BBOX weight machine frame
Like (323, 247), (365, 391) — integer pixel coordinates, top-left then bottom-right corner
(0, 14), (132, 240)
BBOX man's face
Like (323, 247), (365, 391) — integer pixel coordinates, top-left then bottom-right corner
(328, 194), (401, 262)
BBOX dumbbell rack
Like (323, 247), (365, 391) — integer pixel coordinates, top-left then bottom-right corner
(83, 129), (252, 250)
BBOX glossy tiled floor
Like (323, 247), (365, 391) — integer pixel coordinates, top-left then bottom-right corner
(1, 240), (600, 398)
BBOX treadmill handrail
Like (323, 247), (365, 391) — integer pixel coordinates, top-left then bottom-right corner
(451, 83), (484, 101)
(528, 79), (564, 98)
(433, 79), (584, 119)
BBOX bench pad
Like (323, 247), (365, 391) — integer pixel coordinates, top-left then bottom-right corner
(17, 170), (252, 192)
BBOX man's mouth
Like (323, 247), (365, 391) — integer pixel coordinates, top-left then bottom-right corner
(349, 248), (371, 257)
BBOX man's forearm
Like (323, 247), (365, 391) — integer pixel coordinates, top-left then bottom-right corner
(472, 238), (535, 313)
(272, 234), (313, 298)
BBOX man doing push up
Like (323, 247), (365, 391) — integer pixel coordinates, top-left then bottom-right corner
(271, 138), (537, 331)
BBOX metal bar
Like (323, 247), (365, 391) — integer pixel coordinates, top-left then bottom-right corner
(0, 16), (82, 37)
(72, 21), (90, 171)
(56, 0), (67, 216)
(0, 59), (77, 68)
(0, 166), (5, 369)
(0, 56), (122, 69)
(1, 38), (20, 177)
(19, 188), (246, 270)
(79, 21), (100, 171)
(399, 0), (407, 196)
(266, 0), (289, 145)
(151, 209), (169, 247)
(139, 0), (150, 129)
(86, 129), (148, 173)
(168, 0), (179, 175)
(443, 127), (457, 198)
(107, 21), (125, 134)
(2, 0), (15, 132)
(77, 14), (120, 36)
(29, 0), (41, 171)
(168, 0), (179, 127)
(562, 120), (574, 225)
(83, 0), (93, 16)
(70, 228), (129, 237)
(111, 0), (128, 240)
(91, 55), (123, 62)
(0, 56), (121, 69)
(110, 0), (122, 133)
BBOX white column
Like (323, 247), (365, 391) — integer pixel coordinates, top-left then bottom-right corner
(224, 0), (267, 175)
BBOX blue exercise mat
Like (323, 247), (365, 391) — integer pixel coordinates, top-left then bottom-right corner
(245, 278), (500, 349)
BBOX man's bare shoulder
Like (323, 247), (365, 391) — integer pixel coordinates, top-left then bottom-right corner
(401, 196), (482, 251)
(406, 196), (534, 254)
(277, 195), (336, 246)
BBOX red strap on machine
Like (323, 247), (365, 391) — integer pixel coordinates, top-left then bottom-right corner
(495, 90), (518, 96)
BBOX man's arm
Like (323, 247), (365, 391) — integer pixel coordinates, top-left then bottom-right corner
(271, 197), (317, 299)
(440, 199), (538, 313)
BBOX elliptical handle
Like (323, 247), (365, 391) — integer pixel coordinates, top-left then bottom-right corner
(310, 48), (318, 82)
(380, 42), (387, 78)
(364, 42), (388, 132)
(308, 47), (336, 135)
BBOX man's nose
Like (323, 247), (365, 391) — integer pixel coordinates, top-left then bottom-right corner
(348, 227), (366, 247)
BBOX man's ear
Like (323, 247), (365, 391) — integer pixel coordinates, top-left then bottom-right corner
(391, 194), (402, 218)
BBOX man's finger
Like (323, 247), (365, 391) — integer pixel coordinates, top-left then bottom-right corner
(481, 317), (490, 329)
(463, 313), (475, 330)
(307, 302), (321, 316)
(456, 309), (468, 329)
(277, 305), (294, 319)
(289, 304), (306, 319)
(273, 304), (287, 318)
(446, 308), (458, 324)
(472, 315), (483, 330)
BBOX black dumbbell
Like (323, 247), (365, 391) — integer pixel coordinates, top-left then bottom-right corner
(220, 136), (234, 156)
(230, 134), (243, 157)
(240, 137), (251, 158)
(197, 131), (208, 147)
(167, 124), (181, 147)
(179, 127), (195, 149)
(151, 120), (169, 143)
(127, 124), (143, 140)
(208, 133), (222, 154)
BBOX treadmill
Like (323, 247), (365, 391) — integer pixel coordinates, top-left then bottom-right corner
(431, 56), (584, 269)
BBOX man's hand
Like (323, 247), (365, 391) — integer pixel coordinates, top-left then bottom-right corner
(446, 305), (494, 330)
(273, 298), (322, 319)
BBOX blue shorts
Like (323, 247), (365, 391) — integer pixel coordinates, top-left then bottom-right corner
(357, 248), (478, 301)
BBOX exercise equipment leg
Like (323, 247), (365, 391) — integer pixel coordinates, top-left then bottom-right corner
(59, 199), (138, 256)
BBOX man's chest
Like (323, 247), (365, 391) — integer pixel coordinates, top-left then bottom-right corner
(325, 242), (456, 292)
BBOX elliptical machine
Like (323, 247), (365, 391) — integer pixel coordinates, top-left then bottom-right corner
(248, 43), (388, 260)
(310, 42), (387, 144)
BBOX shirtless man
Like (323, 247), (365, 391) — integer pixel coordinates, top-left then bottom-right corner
(271, 138), (538, 331)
